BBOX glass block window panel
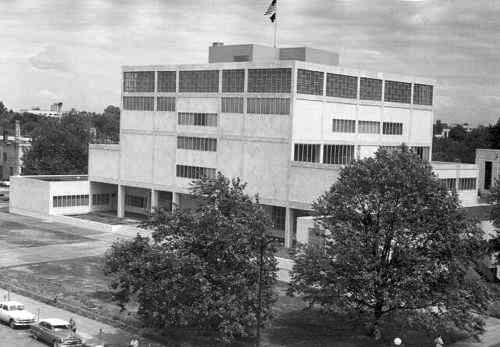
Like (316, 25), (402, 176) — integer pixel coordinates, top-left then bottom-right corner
(326, 73), (357, 99)
(323, 144), (355, 165)
(358, 121), (380, 134)
(177, 112), (218, 127)
(412, 146), (430, 161)
(382, 122), (403, 135)
(297, 69), (324, 95)
(247, 68), (291, 93)
(332, 119), (356, 133)
(179, 70), (219, 92)
(459, 178), (476, 190)
(384, 80), (411, 103)
(123, 96), (154, 111)
(176, 165), (216, 179)
(247, 98), (290, 115)
(177, 136), (217, 152)
(221, 97), (244, 113)
(123, 71), (155, 92)
(222, 69), (244, 92)
(441, 178), (457, 191)
(293, 144), (321, 163)
(360, 77), (382, 101)
(157, 71), (176, 92)
(157, 97), (176, 111)
(413, 84), (433, 106)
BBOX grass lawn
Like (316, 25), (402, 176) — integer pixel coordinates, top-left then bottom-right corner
(0, 257), (473, 347)
(0, 220), (95, 248)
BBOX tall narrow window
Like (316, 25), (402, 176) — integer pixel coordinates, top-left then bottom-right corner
(358, 121), (380, 134)
(293, 144), (320, 163)
(332, 119), (356, 133)
(382, 122), (403, 135)
(323, 145), (355, 165)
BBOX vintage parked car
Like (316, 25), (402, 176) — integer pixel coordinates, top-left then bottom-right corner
(31, 318), (83, 347)
(0, 301), (36, 328)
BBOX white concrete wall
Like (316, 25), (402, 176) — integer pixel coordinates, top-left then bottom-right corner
(9, 176), (50, 216)
(49, 179), (90, 215)
(88, 144), (120, 182)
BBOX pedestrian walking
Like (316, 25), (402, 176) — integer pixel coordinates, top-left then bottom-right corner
(69, 317), (77, 333)
(434, 335), (444, 347)
(129, 335), (140, 347)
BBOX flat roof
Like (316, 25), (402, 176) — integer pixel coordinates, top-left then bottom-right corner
(27, 175), (88, 182)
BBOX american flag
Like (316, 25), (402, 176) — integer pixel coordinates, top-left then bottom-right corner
(264, 0), (277, 22)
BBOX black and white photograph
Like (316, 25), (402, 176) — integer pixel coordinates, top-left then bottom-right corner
(0, 1), (499, 346)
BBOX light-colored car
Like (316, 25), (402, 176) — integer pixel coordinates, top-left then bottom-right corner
(31, 318), (83, 347)
(0, 301), (36, 328)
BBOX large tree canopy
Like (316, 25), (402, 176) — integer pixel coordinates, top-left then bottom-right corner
(103, 174), (277, 343)
(20, 106), (119, 175)
(289, 148), (490, 337)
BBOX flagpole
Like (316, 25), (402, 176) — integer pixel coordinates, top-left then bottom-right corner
(274, 14), (278, 48)
(274, 2), (278, 48)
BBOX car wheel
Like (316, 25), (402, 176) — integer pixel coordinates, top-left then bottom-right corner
(9, 320), (15, 329)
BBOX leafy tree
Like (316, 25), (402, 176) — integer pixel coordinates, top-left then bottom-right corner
(22, 114), (91, 174)
(91, 105), (120, 143)
(289, 148), (490, 338)
(103, 174), (277, 343)
(0, 101), (6, 115)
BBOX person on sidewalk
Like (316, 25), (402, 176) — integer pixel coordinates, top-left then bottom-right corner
(434, 335), (444, 347)
(69, 317), (77, 333)
(129, 335), (140, 347)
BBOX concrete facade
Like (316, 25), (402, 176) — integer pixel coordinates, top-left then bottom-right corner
(85, 43), (441, 246)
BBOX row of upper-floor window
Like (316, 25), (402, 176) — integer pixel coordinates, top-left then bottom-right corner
(293, 144), (430, 165)
(122, 69), (433, 106)
(123, 96), (290, 115)
(332, 119), (404, 135)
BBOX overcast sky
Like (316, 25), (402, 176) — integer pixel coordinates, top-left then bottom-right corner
(0, 0), (499, 125)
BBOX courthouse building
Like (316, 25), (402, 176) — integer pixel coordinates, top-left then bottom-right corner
(10, 43), (480, 247)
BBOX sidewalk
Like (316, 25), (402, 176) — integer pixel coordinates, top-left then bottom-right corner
(450, 317), (500, 347)
(0, 287), (165, 347)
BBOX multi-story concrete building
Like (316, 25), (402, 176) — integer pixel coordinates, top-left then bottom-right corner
(87, 43), (437, 246)
(0, 121), (31, 180)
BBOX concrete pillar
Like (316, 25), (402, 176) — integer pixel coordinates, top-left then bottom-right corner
(117, 185), (125, 218)
(172, 192), (180, 212)
(284, 207), (294, 248)
(151, 189), (158, 213)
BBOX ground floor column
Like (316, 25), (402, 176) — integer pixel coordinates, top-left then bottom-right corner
(284, 207), (294, 248)
(150, 189), (158, 213)
(117, 185), (125, 218)
(172, 192), (180, 212)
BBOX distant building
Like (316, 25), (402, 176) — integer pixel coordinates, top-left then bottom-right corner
(20, 102), (63, 118)
(0, 121), (31, 180)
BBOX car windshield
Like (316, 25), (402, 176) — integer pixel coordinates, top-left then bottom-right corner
(9, 305), (24, 310)
(53, 324), (70, 331)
